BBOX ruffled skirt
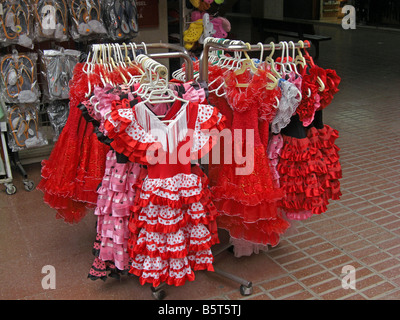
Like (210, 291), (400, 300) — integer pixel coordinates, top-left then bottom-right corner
(211, 145), (290, 256)
(127, 165), (219, 287)
(278, 124), (342, 220)
(37, 106), (110, 224)
(88, 150), (142, 280)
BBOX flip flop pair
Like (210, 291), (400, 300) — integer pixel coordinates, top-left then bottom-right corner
(105, 0), (138, 40)
(34, 0), (68, 41)
(7, 105), (39, 149)
(1, 53), (38, 104)
(71, 0), (107, 38)
(0, 0), (32, 47)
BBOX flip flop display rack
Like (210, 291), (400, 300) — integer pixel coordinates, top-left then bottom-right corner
(0, 0), (139, 48)
(0, 1), (140, 195)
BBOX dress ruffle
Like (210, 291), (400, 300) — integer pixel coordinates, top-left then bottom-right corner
(212, 146), (284, 206)
(217, 212), (290, 247)
(105, 100), (227, 165)
(88, 150), (141, 279)
(128, 166), (219, 287)
(277, 119), (342, 220)
(308, 125), (342, 202)
(37, 108), (109, 224)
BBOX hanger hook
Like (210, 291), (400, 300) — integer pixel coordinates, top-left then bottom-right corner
(257, 42), (264, 61)
(141, 42), (148, 54)
(279, 41), (285, 61)
(268, 41), (275, 60)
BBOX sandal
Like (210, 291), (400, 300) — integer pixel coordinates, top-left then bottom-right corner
(211, 17), (227, 38)
(198, 1), (211, 11)
(183, 19), (203, 43)
(124, 0), (138, 33)
(189, 0), (201, 8)
(35, 0), (68, 40)
(24, 108), (43, 148)
(18, 65), (37, 103)
(25, 108), (39, 140)
(87, 0), (107, 34)
(2, 57), (21, 100)
(1, 5), (18, 40)
(36, 0), (57, 37)
(8, 105), (28, 148)
(71, 0), (89, 35)
(54, 6), (68, 40)
(199, 13), (215, 44)
(15, 3), (29, 36)
(219, 16), (231, 32)
(191, 10), (204, 22)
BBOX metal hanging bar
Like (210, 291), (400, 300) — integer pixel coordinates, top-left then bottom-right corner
(199, 37), (311, 82)
(89, 42), (194, 81)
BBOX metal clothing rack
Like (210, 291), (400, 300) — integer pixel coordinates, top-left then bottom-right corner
(88, 42), (194, 82)
(89, 39), (311, 300)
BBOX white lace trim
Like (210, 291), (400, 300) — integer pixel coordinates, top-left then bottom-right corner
(271, 79), (302, 134)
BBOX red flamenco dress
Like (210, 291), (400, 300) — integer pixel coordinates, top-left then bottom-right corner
(211, 67), (290, 257)
(37, 63), (142, 224)
(306, 67), (342, 205)
(206, 63), (234, 187)
(37, 63), (110, 223)
(278, 64), (341, 221)
(104, 99), (226, 287)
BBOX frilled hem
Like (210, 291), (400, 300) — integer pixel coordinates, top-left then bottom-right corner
(129, 267), (196, 287)
(217, 214), (290, 247)
(213, 198), (281, 222)
(211, 183), (284, 207)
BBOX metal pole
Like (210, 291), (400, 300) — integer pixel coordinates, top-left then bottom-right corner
(147, 52), (194, 80)
(199, 38), (311, 82)
(214, 267), (253, 288)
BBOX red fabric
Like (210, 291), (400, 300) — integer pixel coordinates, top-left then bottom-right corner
(277, 124), (342, 219)
(37, 63), (142, 224)
(37, 63), (109, 224)
(209, 66), (289, 247)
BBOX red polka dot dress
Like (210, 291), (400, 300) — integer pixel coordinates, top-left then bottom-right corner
(104, 99), (226, 287)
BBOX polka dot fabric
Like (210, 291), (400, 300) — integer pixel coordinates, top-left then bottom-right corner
(103, 101), (225, 287)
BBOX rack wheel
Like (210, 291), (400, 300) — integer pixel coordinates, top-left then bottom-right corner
(5, 184), (17, 195)
(23, 180), (35, 192)
(239, 284), (253, 296)
(152, 290), (166, 300)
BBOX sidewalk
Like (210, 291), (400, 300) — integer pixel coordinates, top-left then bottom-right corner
(1, 24), (400, 300)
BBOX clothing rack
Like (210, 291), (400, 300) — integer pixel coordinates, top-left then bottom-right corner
(85, 39), (312, 300)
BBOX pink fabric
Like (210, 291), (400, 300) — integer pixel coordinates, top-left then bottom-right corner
(93, 150), (141, 271)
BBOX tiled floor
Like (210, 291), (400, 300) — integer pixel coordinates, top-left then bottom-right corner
(1, 24), (400, 300)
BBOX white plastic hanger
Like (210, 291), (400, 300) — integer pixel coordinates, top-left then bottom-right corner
(265, 42), (280, 79)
